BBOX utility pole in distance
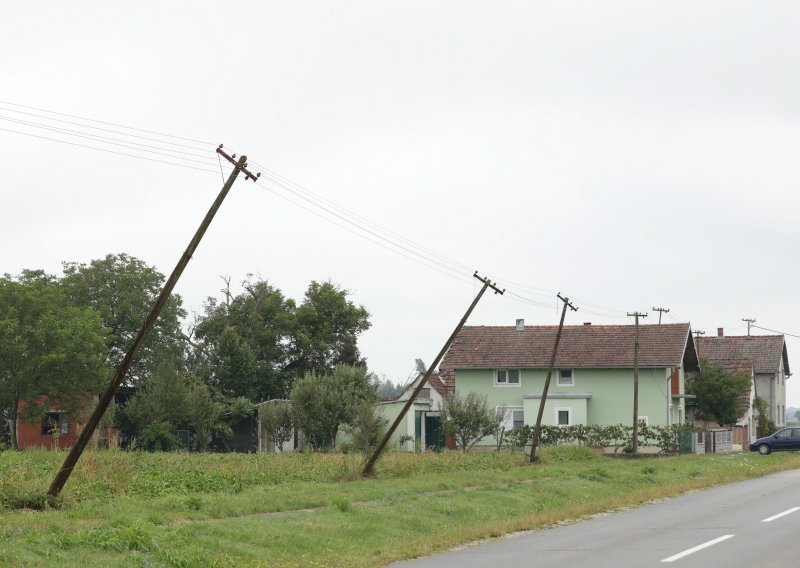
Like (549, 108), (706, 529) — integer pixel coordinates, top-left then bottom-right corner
(627, 311), (648, 455)
(743, 318), (756, 337)
(652, 306), (669, 324)
(48, 147), (259, 500)
(361, 272), (504, 477)
(693, 330), (705, 339)
(528, 293), (577, 463)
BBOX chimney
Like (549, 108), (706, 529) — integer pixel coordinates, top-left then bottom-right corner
(717, 327), (724, 338)
(515, 318), (525, 332)
(583, 322), (592, 326)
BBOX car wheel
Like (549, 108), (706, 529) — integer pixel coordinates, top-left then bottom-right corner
(758, 444), (771, 455)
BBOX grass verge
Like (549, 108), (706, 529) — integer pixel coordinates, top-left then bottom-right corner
(1, 447), (799, 567)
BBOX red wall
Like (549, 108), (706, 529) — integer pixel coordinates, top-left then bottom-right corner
(16, 395), (92, 449)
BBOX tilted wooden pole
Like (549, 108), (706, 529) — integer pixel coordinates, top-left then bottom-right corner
(627, 311), (647, 456)
(528, 294), (577, 463)
(361, 272), (504, 477)
(48, 149), (255, 499)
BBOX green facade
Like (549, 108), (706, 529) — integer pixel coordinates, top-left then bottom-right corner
(455, 366), (686, 435)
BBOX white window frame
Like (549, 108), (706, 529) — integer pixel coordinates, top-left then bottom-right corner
(494, 369), (521, 387)
(557, 369), (574, 387)
(555, 406), (572, 426)
(637, 416), (649, 426)
(498, 406), (524, 430)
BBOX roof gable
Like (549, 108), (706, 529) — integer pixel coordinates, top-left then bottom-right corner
(442, 323), (695, 370)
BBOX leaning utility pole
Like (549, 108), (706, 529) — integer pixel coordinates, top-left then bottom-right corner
(528, 293), (577, 463)
(652, 306), (669, 324)
(627, 311), (647, 456)
(48, 146), (259, 499)
(361, 272), (504, 477)
(743, 318), (756, 337)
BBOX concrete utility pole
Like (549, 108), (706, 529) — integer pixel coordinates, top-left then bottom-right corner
(528, 293), (577, 463)
(743, 318), (756, 337)
(48, 147), (258, 500)
(652, 306), (669, 324)
(627, 311), (648, 456)
(361, 272), (504, 477)
(693, 330), (705, 338)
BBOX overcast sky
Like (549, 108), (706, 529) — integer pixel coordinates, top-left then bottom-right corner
(2, 2), (799, 405)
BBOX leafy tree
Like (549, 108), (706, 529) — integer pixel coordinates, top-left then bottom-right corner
(290, 364), (376, 450)
(291, 280), (371, 378)
(442, 392), (497, 453)
(342, 400), (389, 456)
(258, 401), (294, 452)
(120, 365), (229, 451)
(193, 277), (371, 401)
(686, 359), (751, 426)
(0, 271), (108, 449)
(61, 253), (185, 385)
(194, 277), (297, 400)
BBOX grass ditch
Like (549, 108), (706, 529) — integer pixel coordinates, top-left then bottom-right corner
(1, 447), (799, 566)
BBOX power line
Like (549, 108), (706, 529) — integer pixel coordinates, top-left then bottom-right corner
(0, 99), (655, 323)
(751, 324), (800, 339)
(0, 126), (219, 174)
(0, 98), (214, 146)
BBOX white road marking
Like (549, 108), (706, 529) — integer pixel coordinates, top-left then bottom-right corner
(762, 507), (800, 523)
(661, 535), (734, 563)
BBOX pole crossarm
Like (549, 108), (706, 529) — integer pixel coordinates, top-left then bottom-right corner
(217, 145), (260, 182)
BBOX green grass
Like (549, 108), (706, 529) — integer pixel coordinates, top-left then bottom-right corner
(1, 448), (800, 567)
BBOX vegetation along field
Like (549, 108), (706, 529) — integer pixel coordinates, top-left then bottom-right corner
(2, 448), (800, 567)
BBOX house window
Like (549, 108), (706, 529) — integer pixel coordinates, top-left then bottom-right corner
(499, 406), (524, 430)
(637, 416), (649, 426)
(495, 369), (521, 386)
(555, 407), (572, 426)
(557, 369), (574, 386)
(42, 411), (68, 435)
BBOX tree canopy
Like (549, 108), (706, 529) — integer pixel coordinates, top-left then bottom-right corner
(193, 277), (370, 401)
(686, 359), (752, 426)
(62, 253), (185, 384)
(0, 271), (108, 448)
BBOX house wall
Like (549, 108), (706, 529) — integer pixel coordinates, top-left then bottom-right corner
(454, 366), (682, 434)
(378, 401), (432, 451)
(17, 399), (83, 449)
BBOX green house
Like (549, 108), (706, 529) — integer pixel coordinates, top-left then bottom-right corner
(439, 321), (699, 445)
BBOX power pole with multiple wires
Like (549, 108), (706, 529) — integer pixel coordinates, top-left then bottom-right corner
(743, 318), (756, 337)
(528, 293), (578, 463)
(48, 147), (259, 500)
(652, 306), (669, 324)
(693, 330), (706, 338)
(361, 271), (504, 477)
(628, 311), (648, 455)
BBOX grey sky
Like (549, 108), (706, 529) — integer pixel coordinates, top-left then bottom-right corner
(2, 2), (799, 403)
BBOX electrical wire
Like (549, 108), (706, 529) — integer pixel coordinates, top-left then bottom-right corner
(0, 98), (214, 146)
(751, 325), (800, 339)
(0, 98), (671, 322)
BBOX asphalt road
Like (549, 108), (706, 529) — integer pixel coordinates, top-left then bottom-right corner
(391, 466), (800, 568)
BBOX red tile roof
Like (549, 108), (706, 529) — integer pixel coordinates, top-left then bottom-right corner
(696, 335), (789, 375)
(441, 323), (697, 370)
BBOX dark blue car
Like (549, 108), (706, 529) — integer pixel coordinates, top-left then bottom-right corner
(750, 427), (800, 455)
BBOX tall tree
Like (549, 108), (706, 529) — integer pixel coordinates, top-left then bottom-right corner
(193, 277), (296, 400)
(686, 358), (752, 426)
(61, 253), (185, 384)
(291, 280), (371, 378)
(0, 271), (108, 449)
(193, 277), (371, 400)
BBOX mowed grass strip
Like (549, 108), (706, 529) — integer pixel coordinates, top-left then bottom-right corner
(1, 447), (799, 567)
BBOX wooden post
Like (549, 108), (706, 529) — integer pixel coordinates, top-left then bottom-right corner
(48, 149), (255, 499)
